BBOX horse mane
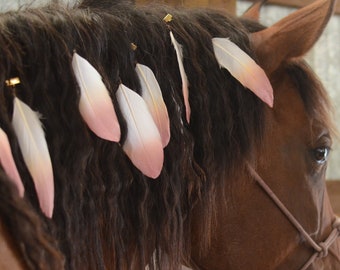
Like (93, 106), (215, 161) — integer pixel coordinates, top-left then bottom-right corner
(5, 2), (335, 269)
(0, 169), (64, 269)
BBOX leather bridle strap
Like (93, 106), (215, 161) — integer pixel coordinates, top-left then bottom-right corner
(246, 163), (340, 270)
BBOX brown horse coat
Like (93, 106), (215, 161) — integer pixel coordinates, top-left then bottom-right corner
(0, 0), (338, 269)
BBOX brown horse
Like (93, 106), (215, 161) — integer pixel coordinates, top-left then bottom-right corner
(0, 0), (339, 269)
(190, 0), (340, 269)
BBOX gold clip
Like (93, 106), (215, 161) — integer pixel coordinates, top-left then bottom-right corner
(163, 14), (173, 23)
(130, 43), (137, 51)
(5, 77), (20, 87)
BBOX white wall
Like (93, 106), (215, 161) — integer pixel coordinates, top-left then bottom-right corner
(0, 0), (48, 10)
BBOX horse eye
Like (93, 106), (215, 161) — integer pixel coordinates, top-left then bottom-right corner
(313, 147), (330, 164)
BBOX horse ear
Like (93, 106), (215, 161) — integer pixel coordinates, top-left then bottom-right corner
(250, 0), (335, 73)
(241, 0), (267, 21)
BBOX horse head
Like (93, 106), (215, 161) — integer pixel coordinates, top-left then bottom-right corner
(190, 0), (340, 269)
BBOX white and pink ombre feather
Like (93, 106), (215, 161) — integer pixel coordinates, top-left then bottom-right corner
(116, 84), (163, 179)
(72, 53), (121, 142)
(212, 37), (273, 107)
(12, 97), (54, 218)
(135, 63), (170, 147)
(0, 128), (24, 197)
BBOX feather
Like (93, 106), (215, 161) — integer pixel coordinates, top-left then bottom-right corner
(135, 63), (170, 147)
(72, 53), (121, 141)
(212, 37), (274, 107)
(116, 84), (163, 178)
(169, 31), (191, 122)
(0, 128), (24, 197)
(12, 97), (54, 218)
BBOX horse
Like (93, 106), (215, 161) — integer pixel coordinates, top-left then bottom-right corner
(0, 0), (339, 269)
(0, 171), (64, 269)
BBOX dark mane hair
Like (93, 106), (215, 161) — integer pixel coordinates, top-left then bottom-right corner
(1, 1), (332, 270)
(0, 169), (64, 269)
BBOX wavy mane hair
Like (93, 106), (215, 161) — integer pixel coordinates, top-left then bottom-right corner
(0, 1), (331, 269)
(0, 170), (64, 269)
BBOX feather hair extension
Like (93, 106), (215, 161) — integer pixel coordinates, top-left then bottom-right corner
(135, 63), (170, 147)
(169, 31), (191, 123)
(0, 128), (24, 197)
(72, 52), (121, 142)
(163, 14), (190, 122)
(116, 84), (163, 179)
(12, 97), (54, 218)
(212, 37), (274, 107)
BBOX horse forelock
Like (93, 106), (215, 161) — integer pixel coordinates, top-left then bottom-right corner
(0, 3), (268, 269)
(286, 61), (336, 137)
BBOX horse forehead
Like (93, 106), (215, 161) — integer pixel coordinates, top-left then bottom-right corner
(268, 67), (328, 140)
(269, 72), (309, 133)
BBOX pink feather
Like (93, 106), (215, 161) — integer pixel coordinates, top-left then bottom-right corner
(116, 84), (164, 178)
(135, 63), (170, 147)
(72, 53), (121, 142)
(212, 37), (273, 107)
(12, 97), (54, 217)
(169, 31), (191, 122)
(0, 128), (24, 197)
